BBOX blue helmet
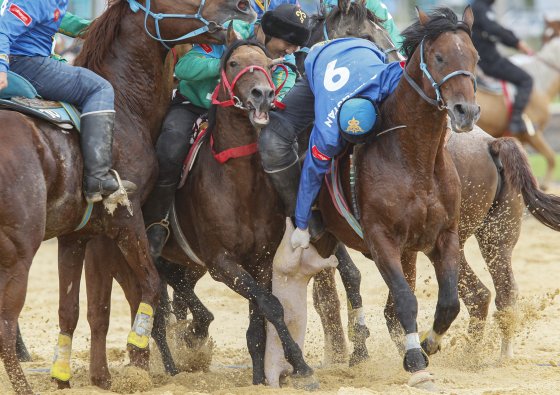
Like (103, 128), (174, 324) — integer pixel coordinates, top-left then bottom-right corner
(337, 97), (379, 143)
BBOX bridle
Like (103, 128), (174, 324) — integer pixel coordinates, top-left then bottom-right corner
(211, 58), (288, 110)
(403, 37), (477, 110)
(127, 0), (222, 49)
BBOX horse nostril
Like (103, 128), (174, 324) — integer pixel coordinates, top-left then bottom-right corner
(454, 103), (465, 116)
(251, 88), (263, 100)
(267, 90), (275, 100)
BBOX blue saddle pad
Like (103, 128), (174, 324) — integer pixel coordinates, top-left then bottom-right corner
(0, 72), (80, 130)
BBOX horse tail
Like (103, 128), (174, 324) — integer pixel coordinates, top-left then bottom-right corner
(489, 137), (560, 231)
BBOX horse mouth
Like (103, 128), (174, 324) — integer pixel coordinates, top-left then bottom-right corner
(249, 108), (270, 127)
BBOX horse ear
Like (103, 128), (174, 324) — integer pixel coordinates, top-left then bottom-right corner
(462, 5), (474, 31)
(338, 0), (351, 15)
(226, 22), (237, 47)
(544, 16), (552, 27)
(416, 7), (430, 26)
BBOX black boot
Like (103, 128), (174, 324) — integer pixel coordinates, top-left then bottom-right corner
(80, 112), (137, 203)
(508, 111), (527, 135)
(266, 161), (301, 215)
(143, 183), (177, 260)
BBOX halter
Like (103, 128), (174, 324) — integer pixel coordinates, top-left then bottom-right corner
(127, 0), (221, 50)
(211, 64), (288, 110)
(403, 38), (477, 110)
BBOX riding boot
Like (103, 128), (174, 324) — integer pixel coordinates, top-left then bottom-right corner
(80, 112), (137, 203)
(508, 111), (527, 135)
(266, 161), (301, 216)
(143, 183), (178, 260)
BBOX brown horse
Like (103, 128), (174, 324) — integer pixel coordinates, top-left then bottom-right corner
(2, 1), (255, 393)
(543, 17), (560, 44)
(312, 7), (481, 386)
(476, 37), (560, 189)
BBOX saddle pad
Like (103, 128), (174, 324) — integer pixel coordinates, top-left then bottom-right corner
(0, 97), (80, 130)
(178, 115), (209, 189)
(0, 71), (38, 99)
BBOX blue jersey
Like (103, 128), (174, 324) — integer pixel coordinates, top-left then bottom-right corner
(0, 0), (68, 72)
(294, 38), (403, 229)
(250, 0), (299, 18)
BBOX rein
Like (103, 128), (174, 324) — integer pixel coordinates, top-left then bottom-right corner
(127, 0), (221, 49)
(403, 38), (477, 110)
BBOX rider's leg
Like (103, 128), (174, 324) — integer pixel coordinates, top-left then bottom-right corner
(480, 57), (533, 134)
(143, 102), (204, 259)
(259, 78), (315, 216)
(9, 55), (136, 202)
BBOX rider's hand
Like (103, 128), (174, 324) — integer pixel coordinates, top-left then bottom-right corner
(0, 72), (8, 91)
(291, 227), (310, 249)
(517, 41), (534, 56)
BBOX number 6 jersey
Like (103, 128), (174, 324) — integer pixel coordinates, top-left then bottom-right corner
(295, 37), (403, 230)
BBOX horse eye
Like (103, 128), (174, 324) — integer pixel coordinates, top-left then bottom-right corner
(435, 54), (444, 62)
(229, 60), (238, 68)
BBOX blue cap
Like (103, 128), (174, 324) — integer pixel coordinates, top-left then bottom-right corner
(338, 97), (377, 142)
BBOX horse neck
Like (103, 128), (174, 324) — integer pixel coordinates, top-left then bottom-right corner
(213, 105), (258, 161)
(380, 60), (449, 183)
(101, 12), (170, 143)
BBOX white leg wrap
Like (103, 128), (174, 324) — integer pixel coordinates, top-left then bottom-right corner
(405, 332), (421, 351)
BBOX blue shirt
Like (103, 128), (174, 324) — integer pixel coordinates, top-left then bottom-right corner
(250, 0), (299, 18)
(294, 37), (403, 229)
(0, 0), (68, 72)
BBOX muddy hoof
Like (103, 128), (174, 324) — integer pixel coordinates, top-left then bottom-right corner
(349, 343), (369, 367)
(420, 332), (441, 356)
(403, 348), (429, 372)
(408, 370), (439, 392)
(91, 375), (112, 390)
(127, 344), (150, 370)
(54, 378), (71, 390)
(291, 373), (320, 391)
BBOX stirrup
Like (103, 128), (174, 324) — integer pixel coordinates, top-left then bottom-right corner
(146, 216), (171, 246)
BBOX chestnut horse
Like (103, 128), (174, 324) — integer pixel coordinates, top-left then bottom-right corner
(314, 7), (481, 387)
(477, 37), (560, 189)
(3, 0), (255, 393)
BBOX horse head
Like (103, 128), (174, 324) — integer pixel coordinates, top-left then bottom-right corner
(213, 24), (281, 128)
(136, 0), (256, 44)
(543, 17), (560, 45)
(402, 6), (480, 132)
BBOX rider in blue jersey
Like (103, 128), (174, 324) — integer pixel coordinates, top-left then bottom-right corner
(251, 0), (299, 18)
(0, 0), (135, 203)
(258, 37), (403, 247)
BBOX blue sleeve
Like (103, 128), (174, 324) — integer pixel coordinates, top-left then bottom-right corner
(0, 1), (40, 72)
(294, 124), (345, 229)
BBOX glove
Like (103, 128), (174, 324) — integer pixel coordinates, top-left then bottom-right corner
(291, 227), (310, 249)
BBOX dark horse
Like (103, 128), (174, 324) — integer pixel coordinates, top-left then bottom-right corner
(313, 7), (481, 387)
(3, 0), (256, 393)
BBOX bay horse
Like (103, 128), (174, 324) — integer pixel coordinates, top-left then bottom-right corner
(3, 0), (256, 393)
(476, 37), (560, 189)
(314, 7), (480, 387)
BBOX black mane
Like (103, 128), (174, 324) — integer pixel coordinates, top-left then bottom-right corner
(401, 7), (471, 61)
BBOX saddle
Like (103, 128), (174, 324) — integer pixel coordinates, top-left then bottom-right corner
(178, 114), (209, 189)
(0, 71), (81, 130)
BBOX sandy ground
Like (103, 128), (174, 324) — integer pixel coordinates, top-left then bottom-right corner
(1, 190), (560, 394)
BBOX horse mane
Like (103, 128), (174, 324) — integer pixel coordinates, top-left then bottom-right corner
(74, 0), (131, 73)
(401, 7), (471, 62)
(324, 2), (385, 28)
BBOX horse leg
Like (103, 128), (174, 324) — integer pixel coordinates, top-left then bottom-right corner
(84, 239), (115, 389)
(51, 235), (87, 388)
(312, 268), (348, 365)
(474, 208), (521, 359)
(150, 276), (178, 375)
(422, 231), (461, 356)
(525, 132), (556, 190)
(383, 251), (417, 356)
(333, 243), (370, 366)
(15, 324), (31, 363)
(208, 256), (314, 386)
(457, 246), (491, 339)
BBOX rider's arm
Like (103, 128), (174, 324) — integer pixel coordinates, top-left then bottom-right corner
(0, 1), (40, 72)
(174, 45), (222, 81)
(471, 1), (519, 48)
(58, 12), (90, 38)
(365, 0), (403, 47)
(294, 124), (343, 230)
(273, 54), (297, 102)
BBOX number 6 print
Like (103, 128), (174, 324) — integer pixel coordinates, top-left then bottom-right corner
(324, 59), (350, 92)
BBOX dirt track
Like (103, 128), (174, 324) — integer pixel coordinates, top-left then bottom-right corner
(1, 188), (560, 394)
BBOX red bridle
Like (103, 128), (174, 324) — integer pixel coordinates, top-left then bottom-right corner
(211, 64), (288, 110)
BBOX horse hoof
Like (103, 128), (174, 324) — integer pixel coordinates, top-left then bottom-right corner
(349, 345), (369, 367)
(53, 378), (71, 390)
(291, 373), (320, 391)
(408, 370), (438, 392)
(349, 323), (370, 343)
(127, 344), (150, 370)
(420, 331), (442, 356)
(91, 375), (112, 390)
(403, 348), (429, 372)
